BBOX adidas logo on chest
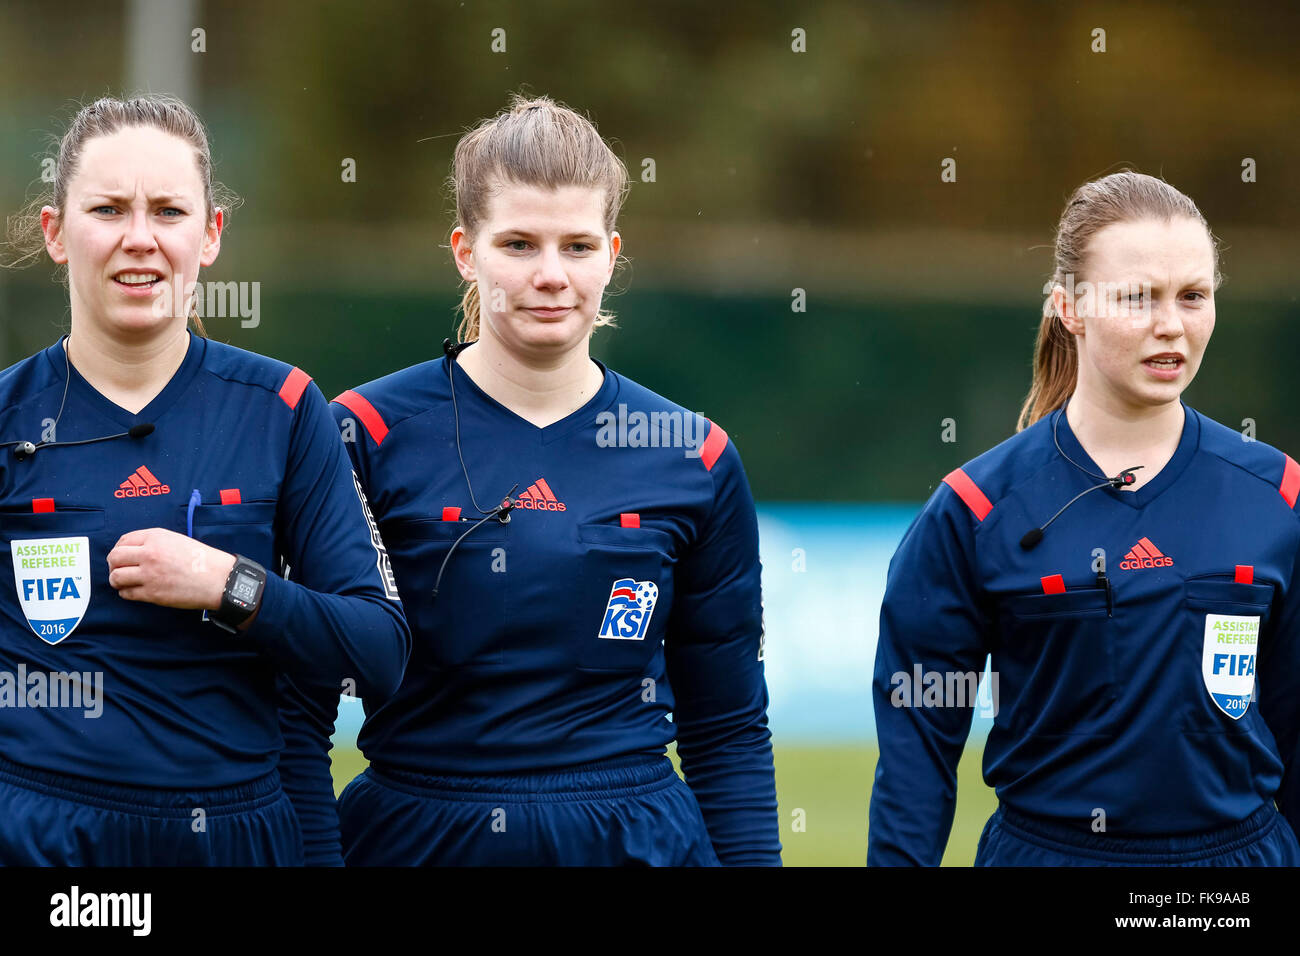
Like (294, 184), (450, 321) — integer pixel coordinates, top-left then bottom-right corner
(515, 478), (566, 512)
(114, 466), (170, 499)
(1118, 536), (1174, 570)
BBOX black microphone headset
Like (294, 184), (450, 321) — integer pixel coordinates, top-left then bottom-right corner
(1016, 403), (1144, 617)
(0, 336), (155, 463)
(430, 338), (520, 600)
(1018, 403), (1143, 551)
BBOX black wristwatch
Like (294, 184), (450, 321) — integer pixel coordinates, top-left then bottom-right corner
(210, 555), (267, 634)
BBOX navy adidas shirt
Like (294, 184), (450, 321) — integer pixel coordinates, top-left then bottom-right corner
(868, 403), (1300, 865)
(307, 354), (781, 865)
(0, 334), (410, 864)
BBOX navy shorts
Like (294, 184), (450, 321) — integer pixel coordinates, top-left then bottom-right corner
(0, 755), (304, 866)
(975, 802), (1300, 866)
(339, 756), (720, 866)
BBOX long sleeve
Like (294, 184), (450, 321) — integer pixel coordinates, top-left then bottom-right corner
(664, 431), (781, 866)
(276, 673), (344, 865)
(247, 384), (410, 700)
(262, 382), (409, 865)
(867, 484), (990, 866)
(1257, 510), (1300, 833)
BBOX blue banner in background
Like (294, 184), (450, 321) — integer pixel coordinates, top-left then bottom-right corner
(330, 503), (997, 748)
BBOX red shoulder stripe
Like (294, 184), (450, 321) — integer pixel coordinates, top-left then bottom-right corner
(1281, 455), (1300, 508)
(278, 367), (312, 410)
(333, 389), (390, 447)
(699, 420), (728, 472)
(942, 468), (993, 521)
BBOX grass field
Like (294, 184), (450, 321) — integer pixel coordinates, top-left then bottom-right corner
(328, 741), (998, 866)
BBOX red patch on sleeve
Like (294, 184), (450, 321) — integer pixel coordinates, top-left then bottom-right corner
(278, 367), (312, 410)
(699, 420), (728, 472)
(333, 389), (390, 447)
(942, 468), (993, 521)
(1281, 455), (1300, 508)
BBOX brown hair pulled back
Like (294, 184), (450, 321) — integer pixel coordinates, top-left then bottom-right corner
(1018, 171), (1220, 430)
(5, 95), (239, 337)
(449, 93), (629, 342)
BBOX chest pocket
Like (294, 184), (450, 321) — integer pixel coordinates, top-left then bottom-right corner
(1183, 577), (1275, 733)
(0, 509), (106, 646)
(184, 502), (277, 570)
(998, 585), (1113, 735)
(576, 523), (674, 673)
(1186, 579), (1275, 621)
(0, 509), (107, 537)
(383, 517), (509, 670)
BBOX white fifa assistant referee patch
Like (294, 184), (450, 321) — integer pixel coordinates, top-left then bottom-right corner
(11, 537), (91, 645)
(1201, 614), (1259, 720)
(351, 472), (400, 601)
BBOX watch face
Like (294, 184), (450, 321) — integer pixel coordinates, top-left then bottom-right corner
(231, 573), (260, 604)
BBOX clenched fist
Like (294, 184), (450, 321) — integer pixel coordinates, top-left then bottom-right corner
(107, 528), (236, 611)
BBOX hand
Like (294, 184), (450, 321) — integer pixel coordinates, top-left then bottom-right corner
(107, 528), (236, 611)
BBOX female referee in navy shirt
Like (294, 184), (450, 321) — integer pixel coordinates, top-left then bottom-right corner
(869, 171), (1300, 866)
(0, 96), (409, 865)
(318, 94), (781, 866)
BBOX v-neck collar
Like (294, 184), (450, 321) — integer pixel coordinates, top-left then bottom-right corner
(444, 355), (620, 444)
(1050, 400), (1200, 509)
(43, 331), (206, 430)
